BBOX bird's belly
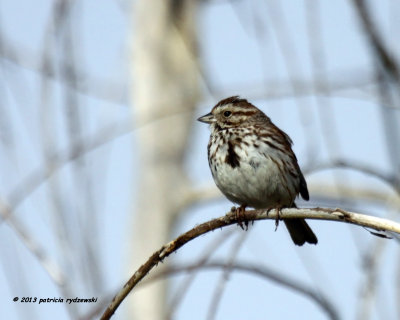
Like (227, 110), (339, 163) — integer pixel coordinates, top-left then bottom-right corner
(211, 156), (295, 209)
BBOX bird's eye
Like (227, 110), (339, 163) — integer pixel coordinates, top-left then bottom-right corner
(223, 111), (232, 117)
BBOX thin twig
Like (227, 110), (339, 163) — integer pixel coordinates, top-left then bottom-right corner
(0, 200), (65, 286)
(156, 261), (339, 320)
(356, 237), (386, 320)
(206, 232), (248, 320)
(305, 159), (400, 195)
(166, 229), (236, 319)
(351, 0), (400, 86)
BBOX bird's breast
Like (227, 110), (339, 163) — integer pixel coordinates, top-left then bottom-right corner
(208, 132), (298, 208)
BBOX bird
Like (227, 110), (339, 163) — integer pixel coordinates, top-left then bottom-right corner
(198, 96), (317, 246)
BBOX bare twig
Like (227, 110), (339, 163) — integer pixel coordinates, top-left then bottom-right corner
(3, 119), (132, 213)
(351, 0), (400, 86)
(100, 207), (400, 320)
(356, 236), (386, 320)
(166, 229), (236, 319)
(155, 261), (339, 320)
(0, 200), (65, 286)
(305, 159), (400, 195)
(206, 232), (248, 320)
(308, 184), (400, 209)
(264, 0), (314, 155)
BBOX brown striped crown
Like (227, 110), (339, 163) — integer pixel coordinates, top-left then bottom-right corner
(205, 96), (270, 129)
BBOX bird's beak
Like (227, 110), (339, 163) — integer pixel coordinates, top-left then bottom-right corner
(197, 112), (216, 124)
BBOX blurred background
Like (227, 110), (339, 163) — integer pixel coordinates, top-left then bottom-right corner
(1, 0), (400, 319)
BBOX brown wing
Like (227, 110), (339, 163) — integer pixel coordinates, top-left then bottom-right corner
(270, 122), (309, 201)
(298, 171), (309, 201)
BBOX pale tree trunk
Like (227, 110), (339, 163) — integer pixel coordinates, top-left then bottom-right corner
(129, 1), (199, 319)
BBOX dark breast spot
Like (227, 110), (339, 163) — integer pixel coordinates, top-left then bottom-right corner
(225, 141), (240, 168)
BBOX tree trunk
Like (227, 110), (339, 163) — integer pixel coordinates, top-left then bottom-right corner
(129, 1), (199, 319)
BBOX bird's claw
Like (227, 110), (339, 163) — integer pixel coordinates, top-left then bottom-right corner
(265, 206), (282, 231)
(274, 206), (283, 231)
(234, 204), (248, 230)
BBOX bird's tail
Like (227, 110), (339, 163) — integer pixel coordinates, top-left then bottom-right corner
(284, 219), (318, 246)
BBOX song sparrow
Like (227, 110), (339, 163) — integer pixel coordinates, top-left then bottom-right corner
(198, 96), (317, 246)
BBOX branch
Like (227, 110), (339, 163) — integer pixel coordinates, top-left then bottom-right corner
(206, 232), (248, 320)
(351, 0), (400, 86)
(154, 261), (339, 320)
(100, 207), (400, 319)
(356, 237), (386, 320)
(305, 159), (400, 195)
(166, 229), (235, 319)
(0, 200), (66, 286)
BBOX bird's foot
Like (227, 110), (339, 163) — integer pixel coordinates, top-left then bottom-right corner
(274, 206), (283, 231)
(232, 204), (248, 230)
(265, 205), (284, 231)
